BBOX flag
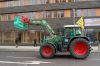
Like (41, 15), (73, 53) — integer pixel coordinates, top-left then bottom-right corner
(76, 17), (85, 30)
(14, 16), (28, 30)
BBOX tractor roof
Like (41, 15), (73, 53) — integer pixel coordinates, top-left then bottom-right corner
(64, 25), (79, 28)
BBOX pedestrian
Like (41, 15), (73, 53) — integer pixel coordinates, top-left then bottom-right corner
(34, 38), (37, 47)
(15, 32), (21, 48)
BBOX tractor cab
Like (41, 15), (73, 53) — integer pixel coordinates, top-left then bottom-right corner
(63, 25), (82, 43)
(64, 25), (82, 37)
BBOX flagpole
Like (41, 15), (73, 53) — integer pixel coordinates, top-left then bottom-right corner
(83, 17), (85, 36)
(73, 0), (76, 36)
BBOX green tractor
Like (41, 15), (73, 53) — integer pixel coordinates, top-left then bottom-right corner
(14, 16), (91, 59)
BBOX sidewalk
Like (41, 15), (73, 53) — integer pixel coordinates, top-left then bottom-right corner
(0, 46), (40, 51)
(91, 46), (100, 52)
(0, 46), (99, 52)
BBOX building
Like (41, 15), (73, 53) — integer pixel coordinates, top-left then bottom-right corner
(0, 0), (100, 45)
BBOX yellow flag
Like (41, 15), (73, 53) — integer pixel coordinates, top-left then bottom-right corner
(76, 17), (84, 30)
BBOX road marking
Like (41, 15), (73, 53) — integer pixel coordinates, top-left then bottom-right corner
(90, 59), (100, 61)
(6, 56), (36, 59)
(0, 61), (52, 65)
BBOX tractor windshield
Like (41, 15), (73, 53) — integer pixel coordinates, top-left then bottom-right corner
(64, 27), (82, 37)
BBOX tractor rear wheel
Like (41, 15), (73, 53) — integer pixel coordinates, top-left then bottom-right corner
(69, 38), (91, 59)
(40, 44), (55, 59)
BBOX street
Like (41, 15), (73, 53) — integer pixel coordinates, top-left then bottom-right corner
(0, 51), (100, 66)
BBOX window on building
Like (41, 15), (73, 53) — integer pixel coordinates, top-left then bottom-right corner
(84, 9), (95, 17)
(32, 12), (36, 19)
(28, 0), (35, 5)
(84, 9), (88, 17)
(76, 9), (96, 17)
(45, 11), (52, 18)
(61, 11), (64, 17)
(75, 0), (99, 2)
(76, 9), (82, 17)
(55, 0), (60, 3)
(53, 10), (64, 18)
(40, 0), (43, 4)
(46, 0), (50, 4)
(91, 9), (95, 16)
(75, 0), (90, 2)
(57, 11), (64, 17)
(60, 0), (66, 2)
(68, 0), (73, 2)
(19, 0), (24, 6)
(54, 11), (58, 18)
(55, 0), (67, 3)
(41, 12), (44, 18)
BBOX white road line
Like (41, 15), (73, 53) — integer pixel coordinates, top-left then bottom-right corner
(6, 56), (36, 59)
(0, 61), (52, 65)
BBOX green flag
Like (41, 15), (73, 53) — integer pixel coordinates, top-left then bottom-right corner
(14, 16), (28, 30)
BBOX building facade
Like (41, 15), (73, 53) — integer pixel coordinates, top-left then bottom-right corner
(0, 0), (100, 45)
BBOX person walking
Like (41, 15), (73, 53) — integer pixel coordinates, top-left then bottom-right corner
(34, 38), (37, 47)
(15, 32), (21, 48)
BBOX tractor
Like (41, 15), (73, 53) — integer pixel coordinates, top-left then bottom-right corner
(14, 16), (91, 59)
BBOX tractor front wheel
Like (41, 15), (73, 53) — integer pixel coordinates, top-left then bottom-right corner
(40, 44), (55, 59)
(69, 38), (91, 59)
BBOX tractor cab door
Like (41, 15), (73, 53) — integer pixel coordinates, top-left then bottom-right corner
(63, 27), (74, 44)
(64, 28), (74, 38)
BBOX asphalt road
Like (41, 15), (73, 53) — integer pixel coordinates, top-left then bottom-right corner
(0, 51), (100, 66)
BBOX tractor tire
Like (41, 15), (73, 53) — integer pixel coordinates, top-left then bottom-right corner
(69, 38), (91, 59)
(40, 44), (55, 59)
